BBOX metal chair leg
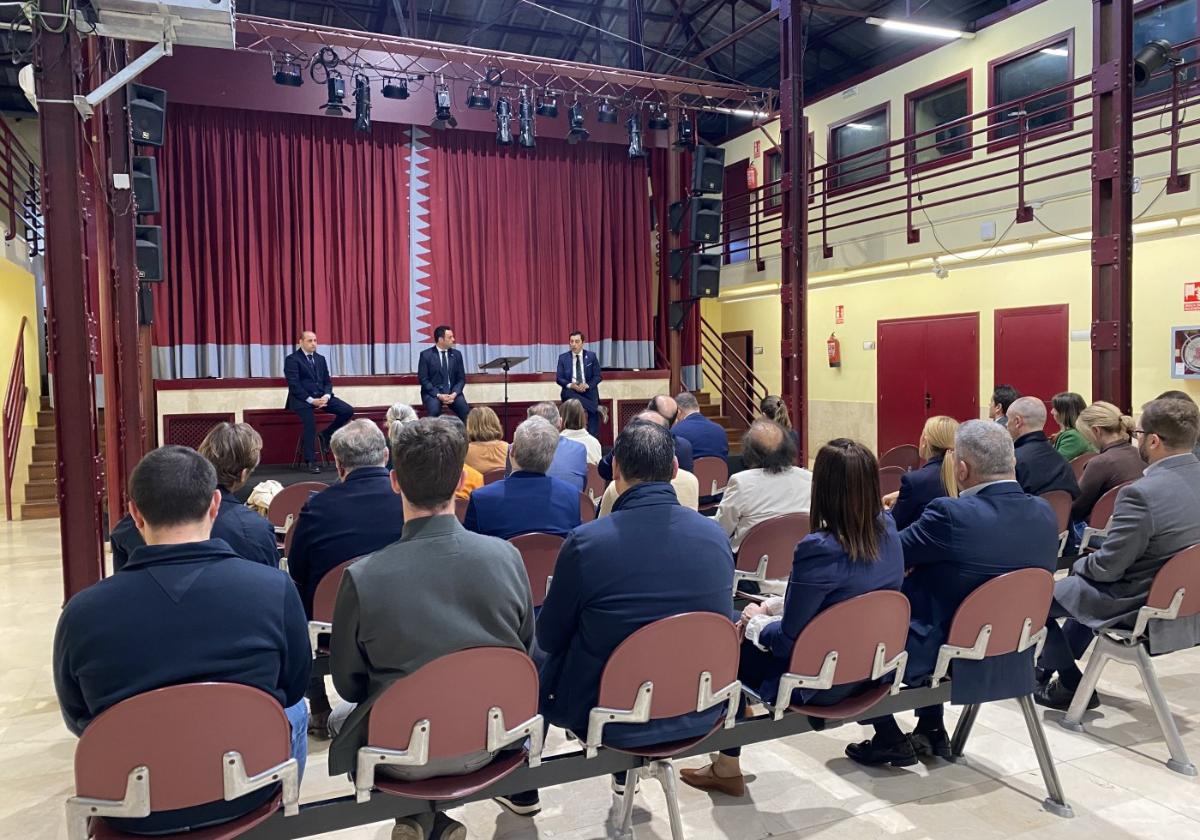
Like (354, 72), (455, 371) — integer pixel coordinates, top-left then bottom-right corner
(950, 704), (980, 759)
(1133, 645), (1198, 776)
(1018, 694), (1074, 818)
(651, 760), (686, 840)
(616, 767), (639, 838)
(1060, 640), (1113, 732)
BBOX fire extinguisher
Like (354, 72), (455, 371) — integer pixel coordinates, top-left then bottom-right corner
(827, 333), (842, 368)
(747, 163), (758, 190)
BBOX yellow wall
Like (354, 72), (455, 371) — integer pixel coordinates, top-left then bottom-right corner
(0, 257), (39, 428)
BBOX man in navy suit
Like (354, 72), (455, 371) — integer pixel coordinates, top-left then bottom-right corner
(673, 391), (729, 460)
(555, 331), (602, 437)
(846, 420), (1059, 767)
(417, 325), (470, 421)
(597, 395), (693, 481)
(284, 330), (355, 473)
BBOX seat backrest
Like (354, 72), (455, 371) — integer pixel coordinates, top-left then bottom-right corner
(585, 463), (607, 502)
(1146, 544), (1200, 617)
(692, 456), (729, 496)
(878, 466), (905, 497)
(597, 613), (739, 719)
(1070, 451), (1098, 481)
(311, 557), (361, 623)
(880, 444), (922, 472)
(454, 497), (468, 523)
(74, 683), (290, 812)
(580, 491), (597, 523)
(267, 481), (327, 528)
(509, 532), (565, 607)
(367, 648), (538, 760)
(482, 468), (506, 485)
(735, 513), (811, 577)
(1039, 490), (1072, 533)
(1088, 482), (1131, 530)
(787, 590), (910, 684)
(946, 568), (1054, 656)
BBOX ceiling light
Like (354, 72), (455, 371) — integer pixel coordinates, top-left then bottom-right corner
(431, 81), (457, 129)
(535, 90), (558, 118)
(708, 106), (769, 119)
(567, 101), (588, 144)
(381, 77), (409, 99)
(321, 72), (348, 116)
(597, 98), (618, 124)
(353, 74), (371, 132)
(272, 53), (303, 87)
(648, 104), (670, 131)
(467, 82), (491, 110)
(866, 17), (975, 40)
(496, 96), (513, 146)
(627, 114), (646, 159)
(931, 259), (949, 279)
(518, 89), (536, 149)
(674, 113), (695, 149)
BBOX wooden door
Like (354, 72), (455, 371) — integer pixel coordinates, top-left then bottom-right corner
(995, 304), (1070, 413)
(721, 330), (754, 427)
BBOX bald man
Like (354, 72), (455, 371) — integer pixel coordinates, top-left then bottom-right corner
(284, 331), (355, 473)
(1007, 395), (1079, 499)
(597, 411), (699, 515)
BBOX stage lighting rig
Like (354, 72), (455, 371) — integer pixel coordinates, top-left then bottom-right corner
(432, 80), (457, 129)
(353, 74), (371, 132)
(674, 113), (695, 148)
(536, 90), (558, 118)
(647, 103), (670, 131)
(321, 72), (348, 116)
(596, 98), (618, 124)
(381, 77), (409, 99)
(567, 101), (589, 144)
(272, 53), (303, 87)
(496, 95), (514, 145)
(627, 114), (646, 159)
(467, 82), (492, 110)
(517, 89), (536, 149)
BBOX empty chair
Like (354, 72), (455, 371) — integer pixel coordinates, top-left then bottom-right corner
(267, 481), (327, 530)
(1077, 482), (1130, 554)
(509, 533), (565, 608)
(693, 455), (730, 500)
(65, 683), (300, 840)
(930, 568), (1073, 818)
(1069, 451), (1098, 481)
(585, 462), (607, 503)
(733, 512), (811, 593)
(1061, 545), (1200, 776)
(879, 444), (922, 472)
(878, 466), (905, 497)
(579, 491), (597, 523)
(308, 557), (360, 652)
(1039, 490), (1072, 557)
(482, 468), (506, 485)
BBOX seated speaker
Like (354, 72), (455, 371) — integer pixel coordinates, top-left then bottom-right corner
(692, 145), (725, 194)
(689, 253), (721, 298)
(128, 84), (167, 147)
(135, 225), (163, 282)
(131, 156), (159, 215)
(690, 197), (722, 244)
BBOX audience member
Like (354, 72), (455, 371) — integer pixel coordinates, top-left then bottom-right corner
(759, 394), (800, 452)
(440, 415), (485, 499)
(846, 421), (1058, 766)
(1008, 396), (1081, 498)
(286, 419), (406, 737)
(509, 402), (587, 490)
(464, 405), (509, 473)
(597, 395), (693, 481)
(498, 421), (734, 816)
(1157, 390), (1200, 459)
(1051, 392), (1095, 461)
(54, 446), (310, 835)
(989, 384), (1021, 427)
(559, 398), (602, 464)
(888, 416), (959, 531)
(597, 412), (699, 515)
(1070, 401), (1144, 523)
(673, 391), (730, 461)
(715, 419), (812, 552)
(682, 439), (903, 796)
(327, 418), (533, 840)
(1038, 398), (1200, 710)
(465, 417), (581, 539)
(385, 402), (418, 450)
(109, 422), (278, 571)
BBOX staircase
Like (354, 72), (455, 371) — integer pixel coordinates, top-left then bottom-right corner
(21, 395), (58, 519)
(695, 391), (746, 456)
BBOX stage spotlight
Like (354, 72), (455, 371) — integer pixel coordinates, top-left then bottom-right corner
(484, 66), (504, 86)
(648, 104), (670, 131)
(432, 81), (457, 129)
(567, 101), (589, 144)
(467, 82), (492, 110)
(536, 90), (558, 117)
(674, 113), (695, 148)
(272, 53), (303, 87)
(627, 114), (646, 159)
(321, 72), (348, 116)
(597, 98), (618, 124)
(353, 74), (371, 133)
(517, 90), (536, 149)
(496, 96), (513, 146)
(381, 77), (409, 99)
(1134, 38), (1178, 88)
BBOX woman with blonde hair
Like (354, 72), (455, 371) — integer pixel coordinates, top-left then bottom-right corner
(759, 394), (800, 452)
(1071, 401), (1144, 522)
(889, 415), (959, 530)
(385, 402), (418, 450)
(464, 405), (509, 473)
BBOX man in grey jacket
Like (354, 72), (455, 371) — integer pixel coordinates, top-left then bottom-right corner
(326, 417), (534, 840)
(1037, 397), (1200, 710)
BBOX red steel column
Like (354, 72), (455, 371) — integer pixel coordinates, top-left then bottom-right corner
(780, 0), (808, 461)
(1091, 0), (1134, 411)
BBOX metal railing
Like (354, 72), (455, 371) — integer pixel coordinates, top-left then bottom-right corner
(0, 121), (42, 256)
(3, 316), (28, 520)
(698, 315), (770, 428)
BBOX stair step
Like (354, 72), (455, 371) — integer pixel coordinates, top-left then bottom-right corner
(20, 500), (59, 520)
(39, 395), (50, 411)
(37, 410), (54, 427)
(24, 479), (57, 501)
(32, 442), (57, 462)
(694, 391), (711, 405)
(34, 427), (56, 445)
(28, 461), (55, 481)
(700, 404), (722, 418)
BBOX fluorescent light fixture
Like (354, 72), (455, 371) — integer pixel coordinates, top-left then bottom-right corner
(1132, 218), (1179, 235)
(866, 17), (975, 40)
(720, 281), (780, 299)
(708, 106), (769, 119)
(1040, 47), (1069, 57)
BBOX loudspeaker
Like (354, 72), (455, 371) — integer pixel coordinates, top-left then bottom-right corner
(128, 84), (167, 147)
(135, 225), (163, 282)
(668, 200), (686, 234)
(689, 253), (721, 298)
(668, 301), (688, 331)
(668, 248), (687, 280)
(692, 145), (726, 194)
(138, 284), (154, 326)
(690, 197), (722, 244)
(131, 156), (159, 215)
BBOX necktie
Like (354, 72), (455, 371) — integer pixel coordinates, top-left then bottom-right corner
(307, 353), (316, 370)
(574, 354), (583, 385)
(440, 350), (449, 386)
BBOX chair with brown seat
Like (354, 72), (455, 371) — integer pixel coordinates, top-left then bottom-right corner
(585, 463), (607, 504)
(308, 557), (360, 652)
(1060, 544), (1200, 776)
(930, 568), (1073, 818)
(579, 491), (597, 523)
(878, 466), (905, 497)
(581, 612), (741, 840)
(508, 533), (565, 608)
(1077, 482), (1131, 554)
(1039, 490), (1072, 557)
(1069, 451), (1097, 481)
(482, 468), (506, 486)
(692, 456), (729, 510)
(879, 444), (922, 472)
(267, 481), (328, 532)
(65, 683), (300, 840)
(454, 497), (468, 523)
(353, 647), (543, 804)
(733, 513), (811, 594)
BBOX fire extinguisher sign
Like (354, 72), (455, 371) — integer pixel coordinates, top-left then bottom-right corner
(835, 305), (845, 324)
(1186, 282), (1200, 312)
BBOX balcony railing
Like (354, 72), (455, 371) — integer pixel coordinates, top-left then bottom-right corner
(0, 120), (43, 257)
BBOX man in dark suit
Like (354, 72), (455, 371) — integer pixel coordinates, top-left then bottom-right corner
(466, 416), (581, 540)
(284, 330), (355, 473)
(846, 420), (1059, 767)
(1007, 396), (1080, 498)
(673, 391), (729, 460)
(597, 395), (693, 481)
(417, 324), (470, 421)
(555, 330), (603, 437)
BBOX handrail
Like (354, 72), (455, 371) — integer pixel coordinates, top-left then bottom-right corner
(3, 316), (28, 520)
(697, 315), (769, 430)
(699, 316), (771, 399)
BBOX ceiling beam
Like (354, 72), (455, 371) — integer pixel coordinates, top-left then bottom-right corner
(646, 0), (726, 73)
(657, 0), (727, 77)
(691, 7), (779, 65)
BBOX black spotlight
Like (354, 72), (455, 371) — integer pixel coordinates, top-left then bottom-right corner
(272, 53), (303, 87)
(674, 113), (695, 149)
(1134, 38), (1178, 88)
(517, 90), (536, 149)
(496, 96), (513, 146)
(484, 66), (504, 86)
(381, 77), (409, 99)
(353, 74), (371, 132)
(321, 72), (348, 116)
(648, 104), (670, 131)
(536, 90), (558, 118)
(432, 81), (457, 129)
(566, 101), (589, 144)
(627, 114), (646, 159)
(597, 98), (618, 124)
(467, 82), (491, 110)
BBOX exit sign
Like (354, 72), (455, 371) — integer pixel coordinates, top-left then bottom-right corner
(835, 305), (845, 324)
(753, 140), (761, 158)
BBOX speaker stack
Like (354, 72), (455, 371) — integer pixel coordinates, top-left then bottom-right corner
(129, 84), (166, 324)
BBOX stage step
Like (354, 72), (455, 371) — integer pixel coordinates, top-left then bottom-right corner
(20, 500), (59, 520)
(23, 479), (56, 501)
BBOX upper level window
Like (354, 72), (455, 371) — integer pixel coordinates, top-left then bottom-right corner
(906, 71), (972, 172)
(989, 31), (1075, 147)
(829, 105), (889, 193)
(763, 148), (782, 213)
(1134, 0), (1198, 98)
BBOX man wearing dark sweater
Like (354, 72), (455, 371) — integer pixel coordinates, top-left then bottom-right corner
(1008, 396), (1080, 499)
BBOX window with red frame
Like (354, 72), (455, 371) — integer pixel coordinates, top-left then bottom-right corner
(906, 72), (972, 171)
(1133, 0), (1198, 99)
(989, 34), (1073, 144)
(763, 148), (782, 213)
(829, 106), (889, 193)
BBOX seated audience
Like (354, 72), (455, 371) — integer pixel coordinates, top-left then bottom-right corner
(110, 422), (278, 571)
(597, 411), (699, 515)
(465, 405), (509, 474)
(385, 402), (418, 449)
(759, 394), (800, 452)
(286, 419), (406, 737)
(1070, 401), (1144, 523)
(327, 418), (534, 840)
(846, 421), (1058, 766)
(597, 395), (693, 480)
(681, 439), (903, 796)
(1157, 390), (1200, 459)
(888, 415), (959, 531)
(465, 416), (581, 539)
(1051, 392), (1095, 461)
(497, 421), (734, 817)
(559, 398), (602, 464)
(1038, 398), (1200, 710)
(440, 415), (484, 499)
(715, 419), (812, 552)
(989, 383), (1021, 427)
(508, 402), (587, 491)
(673, 390), (730, 461)
(1008, 396), (1081, 498)
(54, 446), (310, 835)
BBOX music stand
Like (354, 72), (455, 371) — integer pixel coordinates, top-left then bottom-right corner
(479, 356), (528, 434)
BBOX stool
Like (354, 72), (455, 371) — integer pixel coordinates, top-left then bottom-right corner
(291, 431), (330, 470)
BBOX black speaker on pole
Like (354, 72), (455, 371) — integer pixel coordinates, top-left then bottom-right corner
(668, 248), (687, 280)
(667, 200), (686, 234)
(668, 301), (688, 331)
(689, 253), (721, 298)
(690, 197), (722, 244)
(131, 156), (159, 215)
(138, 284), (155, 326)
(692, 145), (726, 194)
(128, 84), (167, 147)
(135, 225), (163, 282)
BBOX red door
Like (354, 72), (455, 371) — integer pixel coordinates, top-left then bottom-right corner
(877, 313), (980, 453)
(995, 305), (1070, 414)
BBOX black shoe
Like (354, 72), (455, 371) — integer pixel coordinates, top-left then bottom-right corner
(1034, 678), (1099, 712)
(307, 462), (321, 474)
(910, 727), (952, 760)
(494, 790), (541, 816)
(845, 735), (918, 767)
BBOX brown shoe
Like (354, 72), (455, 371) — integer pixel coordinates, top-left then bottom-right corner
(679, 764), (747, 797)
(308, 708), (332, 740)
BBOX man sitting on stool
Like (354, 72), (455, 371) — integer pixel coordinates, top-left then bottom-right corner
(418, 324), (470, 421)
(284, 330), (355, 473)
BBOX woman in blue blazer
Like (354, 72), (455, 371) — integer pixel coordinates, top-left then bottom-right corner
(888, 415), (959, 530)
(680, 439), (904, 797)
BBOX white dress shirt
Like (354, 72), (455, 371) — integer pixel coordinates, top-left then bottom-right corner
(716, 466), (814, 552)
(598, 471), (700, 516)
(561, 428), (602, 464)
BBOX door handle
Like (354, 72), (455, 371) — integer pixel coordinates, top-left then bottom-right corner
(924, 392), (933, 410)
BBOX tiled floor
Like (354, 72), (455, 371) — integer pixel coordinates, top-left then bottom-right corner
(4, 517), (1199, 839)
